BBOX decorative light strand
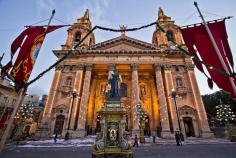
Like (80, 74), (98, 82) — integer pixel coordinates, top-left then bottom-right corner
(0, 18), (234, 90)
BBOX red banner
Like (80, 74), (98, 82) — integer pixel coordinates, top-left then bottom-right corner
(180, 20), (236, 98)
(2, 25), (65, 88)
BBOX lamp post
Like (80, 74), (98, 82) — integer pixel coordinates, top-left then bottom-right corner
(65, 89), (78, 140)
(170, 88), (182, 133)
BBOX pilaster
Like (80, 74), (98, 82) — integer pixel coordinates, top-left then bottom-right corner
(163, 64), (179, 132)
(43, 68), (62, 119)
(69, 64), (84, 130)
(185, 64), (213, 138)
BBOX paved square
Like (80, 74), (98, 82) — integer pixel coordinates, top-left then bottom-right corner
(1, 144), (236, 158)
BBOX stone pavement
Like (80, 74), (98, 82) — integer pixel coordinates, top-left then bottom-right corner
(4, 136), (234, 148)
(145, 137), (234, 145)
(2, 144), (236, 158)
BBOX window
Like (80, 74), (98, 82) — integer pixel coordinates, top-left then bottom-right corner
(3, 97), (8, 104)
(167, 30), (175, 42)
(65, 77), (72, 86)
(176, 78), (183, 87)
(75, 31), (81, 42)
(120, 83), (127, 97)
(12, 99), (16, 105)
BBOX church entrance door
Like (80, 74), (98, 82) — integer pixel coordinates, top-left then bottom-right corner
(183, 117), (195, 137)
(144, 116), (151, 136)
(54, 115), (65, 134)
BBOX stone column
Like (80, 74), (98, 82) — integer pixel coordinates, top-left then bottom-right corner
(69, 64), (84, 130)
(86, 79), (97, 129)
(163, 64), (179, 132)
(131, 63), (140, 134)
(185, 64), (213, 138)
(154, 64), (171, 138)
(76, 64), (93, 137)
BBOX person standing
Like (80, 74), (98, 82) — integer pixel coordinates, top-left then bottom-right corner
(175, 131), (180, 146)
(133, 135), (139, 147)
(54, 133), (58, 143)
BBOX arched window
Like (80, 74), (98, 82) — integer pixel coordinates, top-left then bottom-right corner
(75, 31), (81, 42)
(120, 83), (127, 97)
(167, 30), (175, 42)
(176, 78), (183, 87)
(65, 77), (72, 86)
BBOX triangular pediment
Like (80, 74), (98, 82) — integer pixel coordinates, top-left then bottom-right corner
(87, 36), (158, 51)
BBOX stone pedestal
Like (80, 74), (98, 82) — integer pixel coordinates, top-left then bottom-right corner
(161, 131), (173, 139)
(62, 129), (86, 139)
(34, 122), (50, 139)
(201, 131), (214, 138)
(92, 100), (133, 158)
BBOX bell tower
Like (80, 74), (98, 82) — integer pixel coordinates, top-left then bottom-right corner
(62, 9), (95, 50)
(152, 8), (183, 48)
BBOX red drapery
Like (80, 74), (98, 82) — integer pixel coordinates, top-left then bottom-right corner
(180, 20), (235, 98)
(1, 25), (65, 89)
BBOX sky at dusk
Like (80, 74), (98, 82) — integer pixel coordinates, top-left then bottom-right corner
(0, 0), (235, 96)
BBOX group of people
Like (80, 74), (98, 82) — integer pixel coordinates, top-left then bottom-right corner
(175, 131), (184, 146)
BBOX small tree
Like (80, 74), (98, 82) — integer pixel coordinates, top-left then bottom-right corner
(15, 102), (34, 123)
(136, 103), (148, 138)
(216, 101), (236, 126)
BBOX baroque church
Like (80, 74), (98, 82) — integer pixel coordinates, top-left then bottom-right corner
(37, 8), (213, 138)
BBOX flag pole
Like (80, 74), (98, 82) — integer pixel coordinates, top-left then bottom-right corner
(0, 88), (26, 154)
(44, 9), (55, 33)
(0, 10), (56, 154)
(194, 1), (236, 96)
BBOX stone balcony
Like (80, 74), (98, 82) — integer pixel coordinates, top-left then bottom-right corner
(58, 85), (72, 93)
(176, 86), (188, 94)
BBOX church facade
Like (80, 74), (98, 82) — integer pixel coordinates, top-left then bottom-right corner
(38, 9), (213, 138)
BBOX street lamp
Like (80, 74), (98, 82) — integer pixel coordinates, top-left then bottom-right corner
(65, 89), (79, 140)
(170, 88), (182, 133)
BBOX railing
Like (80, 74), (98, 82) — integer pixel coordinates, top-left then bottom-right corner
(176, 86), (188, 94)
(58, 85), (72, 93)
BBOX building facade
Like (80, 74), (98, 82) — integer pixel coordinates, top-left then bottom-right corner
(0, 78), (18, 139)
(38, 9), (213, 138)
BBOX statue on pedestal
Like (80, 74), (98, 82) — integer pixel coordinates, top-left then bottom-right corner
(92, 69), (133, 158)
(107, 70), (122, 101)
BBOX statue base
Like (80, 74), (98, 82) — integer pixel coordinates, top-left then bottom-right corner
(92, 150), (133, 158)
(92, 100), (133, 158)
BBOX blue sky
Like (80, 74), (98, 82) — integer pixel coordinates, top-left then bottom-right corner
(0, 0), (235, 96)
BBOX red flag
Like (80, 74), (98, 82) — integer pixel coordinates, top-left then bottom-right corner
(180, 20), (236, 98)
(1, 25), (65, 88)
(0, 111), (8, 129)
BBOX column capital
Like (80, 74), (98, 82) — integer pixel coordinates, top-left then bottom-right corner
(131, 63), (138, 71)
(75, 64), (84, 70)
(185, 63), (195, 71)
(154, 64), (163, 71)
(55, 64), (64, 70)
(163, 64), (172, 70)
(85, 64), (93, 71)
(108, 63), (115, 71)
